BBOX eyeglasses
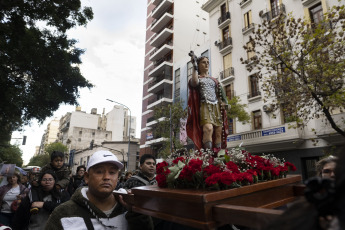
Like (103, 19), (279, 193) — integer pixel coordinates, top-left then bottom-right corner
(322, 169), (334, 174)
(42, 178), (54, 182)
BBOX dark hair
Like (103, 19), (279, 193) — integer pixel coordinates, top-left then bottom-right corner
(315, 156), (337, 177)
(196, 56), (209, 73)
(7, 172), (21, 183)
(140, 154), (156, 165)
(51, 151), (64, 161)
(125, 171), (132, 177)
(76, 165), (86, 173)
(38, 170), (57, 184)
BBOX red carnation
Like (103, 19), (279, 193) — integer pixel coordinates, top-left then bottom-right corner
(226, 161), (240, 173)
(156, 161), (169, 174)
(188, 159), (203, 172)
(284, 162), (297, 171)
(156, 174), (167, 187)
(219, 172), (236, 185)
(173, 157), (185, 165)
(205, 173), (221, 186)
(203, 164), (221, 176)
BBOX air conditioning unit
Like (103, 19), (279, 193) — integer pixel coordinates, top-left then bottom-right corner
(263, 104), (273, 112)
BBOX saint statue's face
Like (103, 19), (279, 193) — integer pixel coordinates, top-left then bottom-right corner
(198, 57), (209, 74)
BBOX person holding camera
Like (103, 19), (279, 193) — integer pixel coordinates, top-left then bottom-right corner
(12, 170), (69, 230)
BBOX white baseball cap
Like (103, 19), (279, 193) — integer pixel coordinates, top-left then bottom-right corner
(86, 150), (124, 171)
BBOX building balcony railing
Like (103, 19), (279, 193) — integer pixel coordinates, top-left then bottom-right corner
(152, 0), (173, 19)
(218, 37), (233, 54)
(150, 24), (173, 47)
(151, 10), (173, 32)
(148, 75), (173, 94)
(148, 60), (173, 78)
(261, 4), (286, 21)
(218, 12), (230, 29)
(220, 67), (235, 81)
(240, 0), (252, 8)
(147, 97), (173, 110)
(152, 0), (163, 7)
(148, 74), (172, 88)
(226, 122), (304, 153)
(247, 90), (261, 99)
(149, 40), (173, 62)
(242, 22), (255, 35)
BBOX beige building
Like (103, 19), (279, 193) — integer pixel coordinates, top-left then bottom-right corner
(199, 0), (345, 179)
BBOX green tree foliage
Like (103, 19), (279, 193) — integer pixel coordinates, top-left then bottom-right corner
(0, 144), (23, 166)
(27, 153), (50, 167)
(241, 3), (345, 137)
(0, 1), (94, 144)
(227, 96), (251, 124)
(27, 142), (68, 167)
(152, 101), (187, 158)
(44, 142), (68, 155)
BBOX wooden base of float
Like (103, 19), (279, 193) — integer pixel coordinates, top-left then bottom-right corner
(119, 175), (304, 230)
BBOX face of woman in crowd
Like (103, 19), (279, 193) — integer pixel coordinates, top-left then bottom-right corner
(41, 174), (55, 191)
(7, 175), (18, 185)
(322, 162), (336, 179)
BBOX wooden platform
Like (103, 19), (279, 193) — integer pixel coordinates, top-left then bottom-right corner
(119, 175), (304, 230)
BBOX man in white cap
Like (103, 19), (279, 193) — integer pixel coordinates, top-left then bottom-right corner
(45, 150), (128, 230)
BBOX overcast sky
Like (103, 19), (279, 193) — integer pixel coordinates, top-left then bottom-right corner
(11, 0), (147, 165)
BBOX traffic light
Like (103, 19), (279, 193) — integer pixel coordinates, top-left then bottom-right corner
(22, 136), (27, 145)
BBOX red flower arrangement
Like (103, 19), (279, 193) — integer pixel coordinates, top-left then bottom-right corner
(156, 147), (297, 190)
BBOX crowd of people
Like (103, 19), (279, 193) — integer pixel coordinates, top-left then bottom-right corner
(0, 147), (344, 230)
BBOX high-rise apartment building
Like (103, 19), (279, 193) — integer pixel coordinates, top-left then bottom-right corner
(37, 118), (60, 155)
(140, 0), (210, 156)
(201, 0), (345, 179)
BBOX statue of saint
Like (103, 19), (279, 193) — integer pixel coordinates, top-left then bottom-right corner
(186, 51), (229, 151)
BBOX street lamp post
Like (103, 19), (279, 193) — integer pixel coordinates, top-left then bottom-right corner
(106, 99), (131, 170)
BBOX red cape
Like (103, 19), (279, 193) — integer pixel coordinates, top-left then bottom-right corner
(186, 78), (229, 151)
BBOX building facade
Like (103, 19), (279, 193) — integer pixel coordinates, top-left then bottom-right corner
(37, 118), (60, 155)
(140, 0), (210, 156)
(201, 0), (345, 179)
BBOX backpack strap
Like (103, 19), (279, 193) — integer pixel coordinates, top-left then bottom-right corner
(131, 175), (150, 186)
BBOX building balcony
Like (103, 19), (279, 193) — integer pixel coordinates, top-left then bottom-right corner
(301, 0), (319, 6)
(146, 116), (167, 128)
(240, 0), (252, 8)
(247, 90), (261, 102)
(149, 60), (173, 78)
(148, 74), (173, 94)
(218, 37), (232, 55)
(151, 11), (174, 33)
(220, 67), (235, 84)
(261, 4), (286, 21)
(152, 0), (174, 19)
(218, 12), (230, 29)
(150, 26), (173, 47)
(242, 23), (255, 35)
(152, 0), (163, 6)
(149, 41), (173, 62)
(146, 137), (168, 145)
(147, 97), (173, 110)
(227, 122), (304, 153)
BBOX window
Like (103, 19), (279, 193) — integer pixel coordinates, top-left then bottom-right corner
(253, 110), (262, 130)
(78, 138), (81, 142)
(105, 134), (108, 138)
(228, 118), (234, 135)
(79, 130), (82, 135)
(310, 3), (323, 25)
(201, 50), (209, 58)
(225, 83), (234, 100)
(247, 41), (255, 60)
(249, 74), (259, 97)
(175, 69), (180, 90)
(222, 26), (230, 41)
(220, 3), (227, 18)
(87, 156), (90, 165)
(92, 132), (95, 136)
(80, 158), (83, 165)
(244, 10), (252, 29)
(270, 0), (279, 18)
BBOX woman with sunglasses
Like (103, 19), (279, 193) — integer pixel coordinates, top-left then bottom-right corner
(12, 170), (70, 230)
